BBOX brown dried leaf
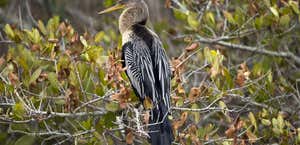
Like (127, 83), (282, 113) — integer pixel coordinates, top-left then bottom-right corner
(249, 2), (259, 16)
(59, 22), (67, 36)
(210, 67), (219, 78)
(171, 57), (183, 73)
(188, 87), (201, 103)
(236, 70), (245, 87)
(225, 125), (236, 138)
(180, 112), (188, 122)
(143, 111), (150, 124)
(37, 72), (48, 82)
(31, 44), (40, 52)
(126, 130), (134, 144)
(212, 0), (220, 5)
(8, 72), (18, 85)
(173, 112), (188, 130)
(236, 120), (244, 130)
(185, 43), (199, 52)
(188, 125), (202, 144)
(64, 89), (73, 112)
(110, 85), (130, 109)
(241, 139), (246, 145)
(71, 32), (79, 44)
(111, 93), (121, 101)
(165, 0), (171, 8)
(236, 62), (250, 87)
(0, 57), (5, 66)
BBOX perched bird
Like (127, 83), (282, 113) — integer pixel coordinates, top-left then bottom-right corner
(99, 0), (174, 144)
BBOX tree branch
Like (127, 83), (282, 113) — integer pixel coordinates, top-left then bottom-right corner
(195, 35), (300, 64)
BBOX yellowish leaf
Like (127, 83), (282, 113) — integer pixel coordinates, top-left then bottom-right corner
(246, 131), (257, 143)
(143, 97), (153, 110)
(223, 11), (236, 24)
(4, 24), (15, 39)
(248, 112), (257, 130)
(261, 119), (271, 126)
(270, 6), (279, 18)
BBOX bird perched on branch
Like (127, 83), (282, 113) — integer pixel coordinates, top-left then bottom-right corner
(99, 0), (174, 144)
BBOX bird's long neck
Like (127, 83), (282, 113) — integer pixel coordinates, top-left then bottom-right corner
(119, 2), (149, 34)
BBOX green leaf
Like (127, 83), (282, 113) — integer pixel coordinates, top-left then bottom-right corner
(279, 15), (290, 27)
(94, 31), (105, 43)
(48, 72), (60, 90)
(289, 1), (300, 14)
(191, 104), (200, 124)
(96, 112), (116, 133)
(24, 29), (41, 43)
(104, 0), (114, 7)
(261, 109), (269, 118)
(261, 119), (271, 126)
(263, 0), (271, 7)
(270, 6), (279, 18)
(0, 132), (7, 142)
(219, 101), (227, 114)
(80, 36), (88, 48)
(254, 16), (264, 29)
(205, 12), (216, 26)
(223, 68), (234, 89)
(4, 24), (15, 39)
(222, 141), (231, 145)
(13, 102), (25, 119)
(272, 118), (278, 127)
(223, 11), (236, 24)
(81, 53), (91, 62)
(176, 97), (184, 107)
(105, 102), (119, 112)
(29, 68), (42, 85)
(55, 99), (66, 105)
(277, 115), (284, 131)
(173, 9), (187, 21)
(82, 118), (92, 129)
(187, 12), (200, 30)
(68, 71), (78, 86)
(47, 16), (60, 32)
(15, 135), (35, 145)
(248, 112), (257, 130)
(38, 20), (47, 35)
(32, 28), (41, 43)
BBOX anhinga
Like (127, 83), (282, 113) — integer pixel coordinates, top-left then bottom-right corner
(99, 0), (174, 145)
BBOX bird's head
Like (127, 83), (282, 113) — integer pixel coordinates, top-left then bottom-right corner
(99, 0), (148, 34)
(98, 0), (146, 15)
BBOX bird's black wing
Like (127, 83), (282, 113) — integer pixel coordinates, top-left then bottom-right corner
(122, 40), (158, 105)
(151, 36), (172, 111)
(124, 26), (174, 145)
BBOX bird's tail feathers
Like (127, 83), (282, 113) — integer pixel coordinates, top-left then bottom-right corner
(148, 106), (174, 145)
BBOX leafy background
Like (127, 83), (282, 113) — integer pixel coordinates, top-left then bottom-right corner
(0, 0), (300, 145)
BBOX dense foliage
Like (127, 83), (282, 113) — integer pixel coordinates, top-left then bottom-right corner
(0, 0), (300, 145)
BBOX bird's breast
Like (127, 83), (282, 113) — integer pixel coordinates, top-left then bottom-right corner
(122, 30), (135, 45)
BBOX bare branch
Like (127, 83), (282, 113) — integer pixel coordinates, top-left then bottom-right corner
(195, 35), (300, 64)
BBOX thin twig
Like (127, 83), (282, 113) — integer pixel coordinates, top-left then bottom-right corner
(195, 35), (300, 64)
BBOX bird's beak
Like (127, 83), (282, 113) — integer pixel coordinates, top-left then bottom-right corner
(98, 4), (125, 14)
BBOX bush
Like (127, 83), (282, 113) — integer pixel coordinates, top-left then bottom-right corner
(0, 0), (300, 145)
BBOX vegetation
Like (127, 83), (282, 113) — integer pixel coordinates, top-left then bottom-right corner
(0, 0), (300, 145)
